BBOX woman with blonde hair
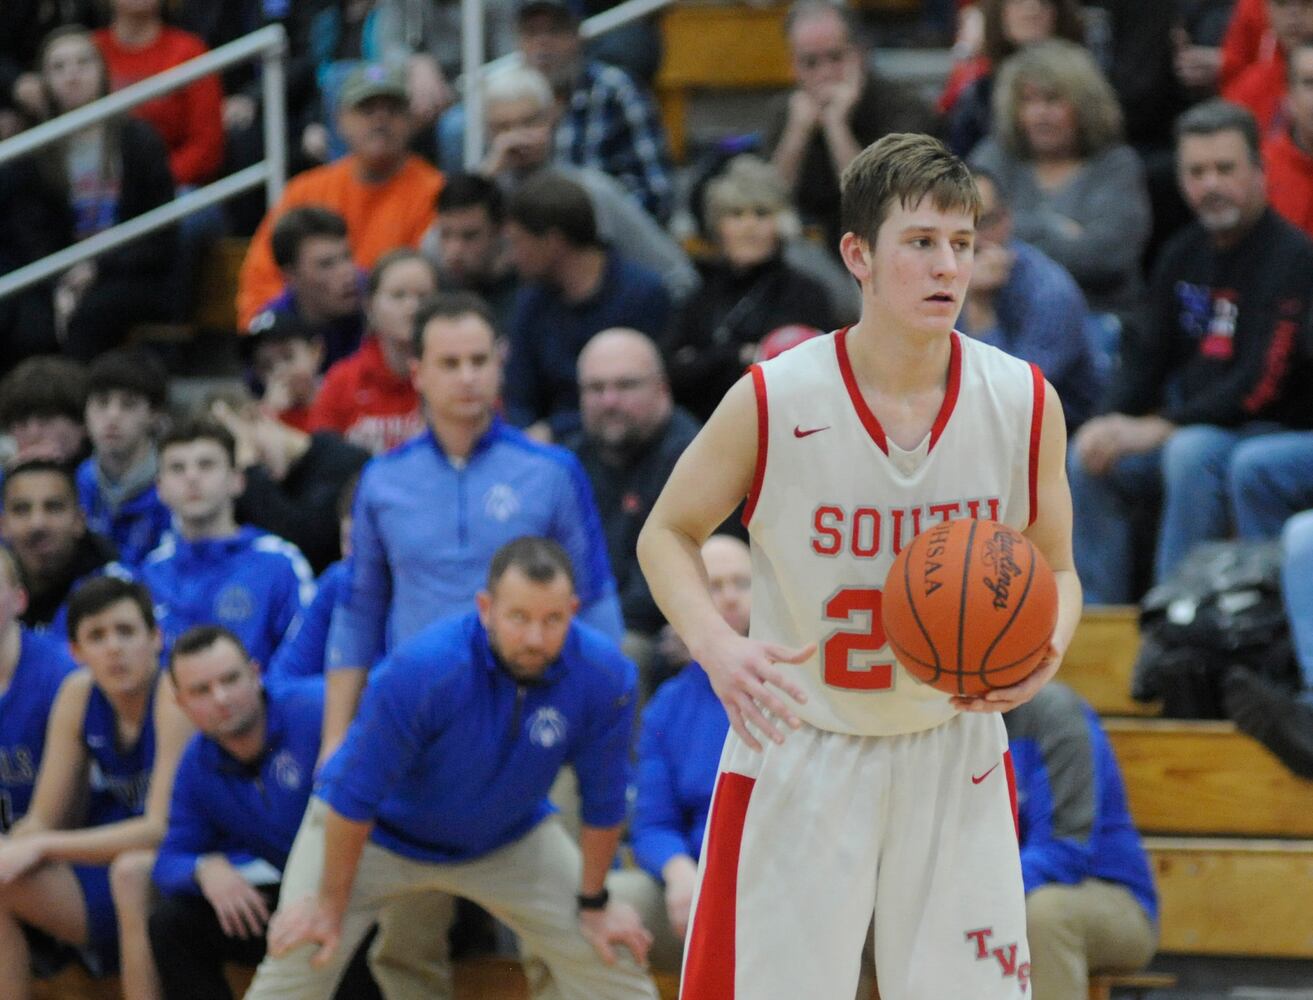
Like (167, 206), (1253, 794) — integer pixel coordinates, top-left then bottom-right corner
(970, 38), (1150, 323)
(665, 155), (835, 421)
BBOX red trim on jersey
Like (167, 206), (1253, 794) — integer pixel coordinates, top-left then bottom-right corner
(927, 333), (963, 452)
(1003, 749), (1020, 840)
(1027, 365), (1045, 527)
(682, 772), (755, 999)
(835, 327), (964, 455)
(742, 365), (768, 527)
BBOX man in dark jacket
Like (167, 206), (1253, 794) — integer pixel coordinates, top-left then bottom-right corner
(565, 328), (699, 689)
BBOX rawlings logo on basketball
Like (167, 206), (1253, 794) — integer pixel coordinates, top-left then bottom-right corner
(980, 528), (1023, 611)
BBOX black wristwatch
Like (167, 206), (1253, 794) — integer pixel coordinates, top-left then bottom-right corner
(577, 887), (610, 911)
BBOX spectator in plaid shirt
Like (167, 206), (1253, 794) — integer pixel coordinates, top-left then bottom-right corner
(517, 0), (675, 222)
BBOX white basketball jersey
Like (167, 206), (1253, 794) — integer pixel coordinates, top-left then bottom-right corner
(745, 328), (1045, 737)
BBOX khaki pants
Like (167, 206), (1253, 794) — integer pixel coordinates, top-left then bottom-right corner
(1026, 880), (1158, 1000)
(246, 799), (657, 1000)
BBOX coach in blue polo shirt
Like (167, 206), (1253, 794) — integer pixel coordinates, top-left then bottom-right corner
(323, 291), (622, 760)
(149, 626), (378, 1000)
(246, 537), (657, 1000)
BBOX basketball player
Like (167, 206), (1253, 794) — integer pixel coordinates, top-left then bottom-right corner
(637, 133), (1081, 999)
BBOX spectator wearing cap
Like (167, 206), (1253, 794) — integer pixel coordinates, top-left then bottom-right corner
(503, 172), (671, 441)
(517, 0), (674, 221)
(248, 206), (366, 382)
(236, 63), (443, 330)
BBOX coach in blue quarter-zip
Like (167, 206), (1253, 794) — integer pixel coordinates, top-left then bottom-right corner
(322, 290), (622, 764)
(245, 537), (657, 1000)
(148, 626), (378, 1000)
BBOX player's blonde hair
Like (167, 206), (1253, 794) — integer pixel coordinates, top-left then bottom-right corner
(992, 39), (1123, 159)
(839, 133), (980, 245)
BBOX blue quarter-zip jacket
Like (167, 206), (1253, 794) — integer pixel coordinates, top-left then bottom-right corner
(266, 560), (348, 687)
(319, 611), (637, 863)
(153, 686), (322, 895)
(1005, 683), (1159, 922)
(140, 527), (316, 666)
(0, 629), (77, 830)
(631, 663), (727, 880)
(75, 458), (173, 568)
(326, 419), (622, 672)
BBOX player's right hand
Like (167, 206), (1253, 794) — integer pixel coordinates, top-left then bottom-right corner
(698, 632), (812, 751)
(266, 893), (342, 968)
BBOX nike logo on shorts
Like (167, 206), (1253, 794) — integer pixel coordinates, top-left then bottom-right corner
(971, 763), (1000, 785)
(793, 425), (829, 438)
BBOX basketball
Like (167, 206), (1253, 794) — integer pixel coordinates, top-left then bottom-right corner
(881, 519), (1058, 698)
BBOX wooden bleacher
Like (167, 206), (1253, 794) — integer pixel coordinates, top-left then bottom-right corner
(1060, 605), (1159, 716)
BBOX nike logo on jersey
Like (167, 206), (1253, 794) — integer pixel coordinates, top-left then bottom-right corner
(793, 425), (830, 438)
(971, 762), (1000, 785)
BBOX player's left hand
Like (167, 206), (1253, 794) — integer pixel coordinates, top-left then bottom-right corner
(951, 641), (1063, 714)
(266, 893), (342, 968)
(0, 835), (46, 884)
(579, 900), (653, 967)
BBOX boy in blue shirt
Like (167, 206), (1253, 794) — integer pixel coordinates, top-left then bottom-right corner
(0, 577), (192, 1000)
(141, 418), (316, 666)
(248, 537), (656, 1000)
(76, 349), (173, 568)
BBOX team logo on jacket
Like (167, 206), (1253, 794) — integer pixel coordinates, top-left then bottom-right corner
(484, 484), (520, 522)
(527, 707), (568, 748)
(272, 750), (303, 791)
(215, 584), (255, 624)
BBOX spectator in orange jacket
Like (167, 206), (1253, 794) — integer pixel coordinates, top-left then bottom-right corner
(1262, 39), (1313, 235)
(236, 64), (442, 329)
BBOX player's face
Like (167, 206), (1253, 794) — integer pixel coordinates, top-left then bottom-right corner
(157, 439), (242, 528)
(789, 10), (860, 97)
(86, 389), (155, 462)
(368, 258), (436, 373)
(702, 536), (751, 637)
(1016, 82), (1078, 160)
(71, 598), (162, 697)
(1287, 48), (1313, 141)
(172, 639), (264, 742)
(437, 206), (502, 285)
(0, 472), (85, 580)
(1177, 130), (1266, 237)
(289, 236), (359, 320)
(578, 339), (669, 449)
(477, 567), (580, 680)
(411, 314), (501, 426)
(716, 205), (780, 270)
(850, 195), (975, 337)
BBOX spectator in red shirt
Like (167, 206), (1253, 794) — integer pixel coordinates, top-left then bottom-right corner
(1262, 39), (1313, 234)
(308, 250), (437, 454)
(94, 0), (223, 188)
(1223, 0), (1313, 136)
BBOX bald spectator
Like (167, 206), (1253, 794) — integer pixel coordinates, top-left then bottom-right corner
(1262, 39), (1313, 235)
(503, 172), (671, 441)
(565, 329), (701, 682)
(767, 0), (935, 251)
(517, 0), (673, 221)
(237, 64), (443, 329)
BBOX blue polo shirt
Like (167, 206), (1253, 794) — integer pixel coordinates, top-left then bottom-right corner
(327, 420), (621, 672)
(319, 611), (636, 863)
(153, 685), (322, 895)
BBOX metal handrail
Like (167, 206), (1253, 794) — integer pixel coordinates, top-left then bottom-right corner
(460, 0), (676, 167)
(0, 24), (288, 303)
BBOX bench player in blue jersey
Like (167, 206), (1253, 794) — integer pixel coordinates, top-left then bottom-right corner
(0, 577), (192, 1000)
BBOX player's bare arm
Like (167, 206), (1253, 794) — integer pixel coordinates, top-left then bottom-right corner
(637, 374), (813, 752)
(956, 380), (1081, 713)
(319, 667), (367, 767)
(577, 823), (653, 966)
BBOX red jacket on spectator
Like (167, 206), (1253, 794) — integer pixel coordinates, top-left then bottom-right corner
(1220, 0), (1272, 90)
(1263, 129), (1313, 238)
(1223, 51), (1287, 137)
(307, 337), (423, 455)
(94, 26), (223, 186)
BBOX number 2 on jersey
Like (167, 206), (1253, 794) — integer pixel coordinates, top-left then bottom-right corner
(822, 587), (894, 690)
